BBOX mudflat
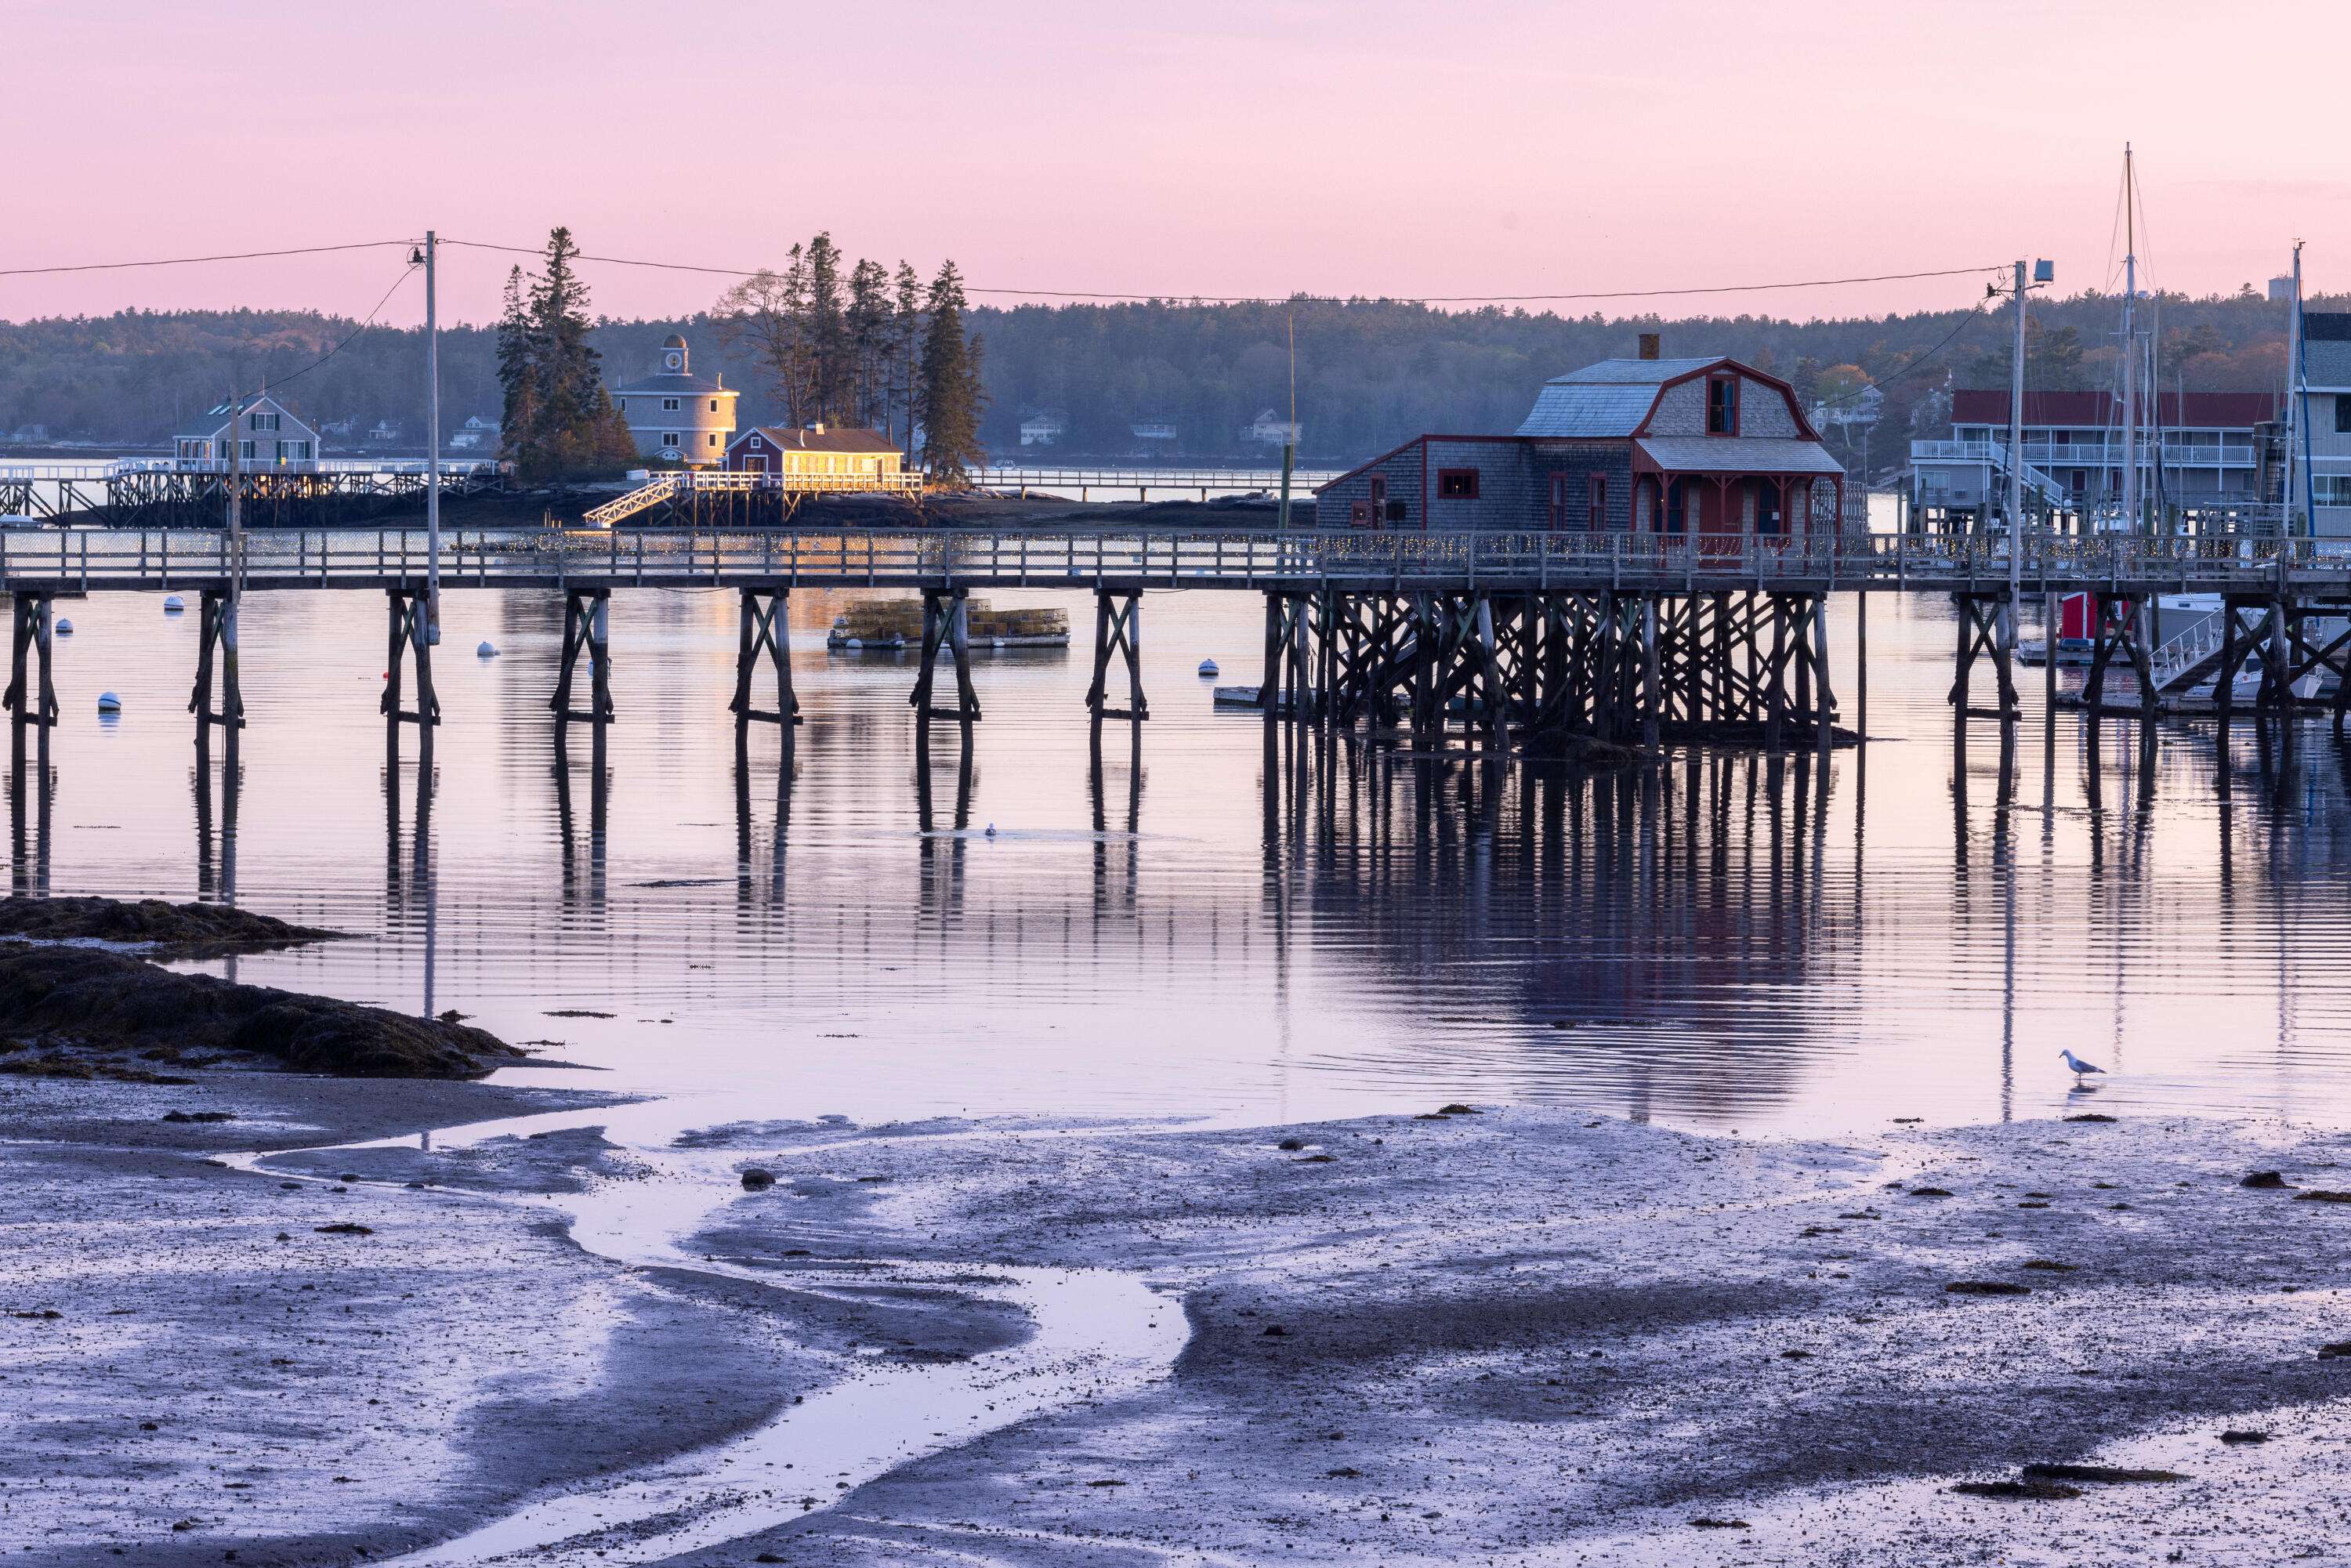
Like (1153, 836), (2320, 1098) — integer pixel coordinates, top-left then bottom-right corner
(5, 1079), (2349, 1566)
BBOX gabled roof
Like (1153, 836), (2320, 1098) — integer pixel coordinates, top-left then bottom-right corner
(730, 425), (899, 454)
(1546, 356), (1726, 386)
(1516, 356), (1742, 438)
(173, 392), (305, 440)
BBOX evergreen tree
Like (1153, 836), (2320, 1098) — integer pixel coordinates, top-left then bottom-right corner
(891, 261), (924, 457)
(804, 232), (847, 422)
(846, 258), (893, 430)
(918, 261), (986, 483)
(494, 228), (637, 483)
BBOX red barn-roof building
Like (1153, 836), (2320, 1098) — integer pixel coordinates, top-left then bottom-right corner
(1315, 343), (1849, 542)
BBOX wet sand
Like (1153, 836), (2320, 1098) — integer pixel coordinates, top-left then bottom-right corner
(5, 1075), (2351, 1565)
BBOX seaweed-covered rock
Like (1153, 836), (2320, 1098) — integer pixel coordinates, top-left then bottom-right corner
(0, 945), (520, 1079)
(0, 896), (341, 956)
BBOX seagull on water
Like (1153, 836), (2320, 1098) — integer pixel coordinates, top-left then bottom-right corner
(2059, 1048), (2105, 1083)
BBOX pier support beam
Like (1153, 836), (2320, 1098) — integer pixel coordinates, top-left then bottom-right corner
(382, 587), (440, 728)
(552, 589), (614, 728)
(2, 592), (59, 732)
(1948, 592), (2017, 726)
(1084, 589), (1147, 722)
(189, 587), (245, 743)
(728, 586), (799, 730)
(911, 588), (980, 724)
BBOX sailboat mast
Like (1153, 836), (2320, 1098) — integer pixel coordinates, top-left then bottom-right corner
(2121, 145), (2139, 533)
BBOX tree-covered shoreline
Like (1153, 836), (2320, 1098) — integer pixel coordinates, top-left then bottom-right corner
(0, 286), (2304, 477)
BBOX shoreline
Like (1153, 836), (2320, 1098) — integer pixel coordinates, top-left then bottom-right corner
(5, 1072), (2350, 1565)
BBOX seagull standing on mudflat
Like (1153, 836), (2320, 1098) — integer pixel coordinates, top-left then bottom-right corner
(2059, 1048), (2105, 1083)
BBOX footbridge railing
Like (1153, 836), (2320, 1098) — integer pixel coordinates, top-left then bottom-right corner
(0, 525), (2348, 595)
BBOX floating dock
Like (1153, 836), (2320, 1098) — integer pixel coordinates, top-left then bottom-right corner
(828, 598), (1070, 650)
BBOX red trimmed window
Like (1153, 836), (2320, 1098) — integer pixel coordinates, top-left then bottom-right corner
(1587, 473), (1607, 531)
(1436, 467), (1480, 501)
(1707, 375), (1738, 435)
(1349, 499), (1372, 527)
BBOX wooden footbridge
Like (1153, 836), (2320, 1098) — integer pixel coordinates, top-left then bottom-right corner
(0, 523), (2342, 762)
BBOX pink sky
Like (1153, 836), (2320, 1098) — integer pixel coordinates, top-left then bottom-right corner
(5, 1), (2347, 328)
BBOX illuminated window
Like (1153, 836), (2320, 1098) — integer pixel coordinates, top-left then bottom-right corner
(1436, 468), (1479, 500)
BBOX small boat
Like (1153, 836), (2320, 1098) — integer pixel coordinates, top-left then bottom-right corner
(1197, 658), (1219, 678)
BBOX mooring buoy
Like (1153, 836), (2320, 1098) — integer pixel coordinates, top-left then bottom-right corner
(477, 640), (498, 658)
(96, 691), (121, 713)
(162, 595), (185, 613)
(1198, 658), (1220, 677)
(53, 618), (71, 635)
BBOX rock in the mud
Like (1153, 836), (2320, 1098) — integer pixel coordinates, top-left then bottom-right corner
(2022, 1259), (2080, 1272)
(2063, 1113), (2117, 1123)
(313, 1222), (374, 1236)
(1946, 1281), (2031, 1296)
(0, 945), (522, 1078)
(1951, 1479), (2081, 1500)
(2220, 1430), (2270, 1444)
(2241, 1171), (2292, 1189)
(160, 1110), (234, 1124)
(2317, 1341), (2351, 1360)
(2292, 1190), (2351, 1204)
(1436, 1103), (1480, 1115)
(1262, 1324), (1288, 1337)
(1908, 1186), (1955, 1198)
(741, 1168), (777, 1191)
(1276, 1137), (1306, 1151)
(2023, 1463), (2187, 1483)
(1690, 1518), (1751, 1529)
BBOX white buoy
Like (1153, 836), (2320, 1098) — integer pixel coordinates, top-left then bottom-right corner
(96, 691), (121, 713)
(984, 823), (998, 837)
(477, 640), (498, 658)
(162, 595), (185, 613)
(53, 618), (71, 636)
(1197, 658), (1220, 677)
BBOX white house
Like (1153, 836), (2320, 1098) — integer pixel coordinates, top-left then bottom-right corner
(1809, 383), (1883, 435)
(172, 393), (320, 467)
(365, 419), (401, 445)
(448, 414), (501, 451)
(1130, 419), (1176, 444)
(2298, 310), (2351, 536)
(1239, 408), (1301, 448)
(1019, 411), (1067, 447)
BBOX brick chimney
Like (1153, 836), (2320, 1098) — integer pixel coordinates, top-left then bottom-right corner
(1637, 333), (1661, 361)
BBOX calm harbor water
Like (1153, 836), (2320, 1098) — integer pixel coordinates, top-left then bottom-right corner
(13, 574), (2351, 1138)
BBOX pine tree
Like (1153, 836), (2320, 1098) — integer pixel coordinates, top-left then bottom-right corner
(891, 262), (924, 457)
(846, 259), (892, 430)
(804, 233), (846, 422)
(918, 261), (986, 484)
(494, 228), (638, 483)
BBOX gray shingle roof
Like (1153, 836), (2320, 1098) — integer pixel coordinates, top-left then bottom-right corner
(1546, 356), (1725, 386)
(2302, 339), (2351, 391)
(1515, 383), (1659, 437)
(1636, 436), (1844, 476)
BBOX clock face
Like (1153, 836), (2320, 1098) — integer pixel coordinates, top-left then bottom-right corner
(665, 352), (682, 370)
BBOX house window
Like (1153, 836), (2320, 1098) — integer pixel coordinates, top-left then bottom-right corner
(709, 399), (719, 412)
(662, 397), (680, 411)
(1349, 499), (1372, 527)
(1665, 480), (1687, 535)
(251, 411), (280, 433)
(617, 398), (627, 411)
(708, 433), (719, 447)
(277, 440), (310, 461)
(1707, 375), (1738, 436)
(2336, 396), (2351, 436)
(2316, 475), (2351, 508)
(1436, 467), (1480, 500)
(750, 435), (763, 448)
(239, 440), (256, 460)
(1587, 473), (1607, 531)
(663, 433), (682, 448)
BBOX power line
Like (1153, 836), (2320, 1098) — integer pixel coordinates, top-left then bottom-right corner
(260, 263), (418, 391)
(439, 237), (2003, 306)
(0, 240), (413, 278)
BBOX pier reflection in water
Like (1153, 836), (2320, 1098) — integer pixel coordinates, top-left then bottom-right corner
(8, 585), (2351, 1135)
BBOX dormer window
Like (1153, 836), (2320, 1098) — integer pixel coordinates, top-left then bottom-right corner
(1706, 375), (1738, 436)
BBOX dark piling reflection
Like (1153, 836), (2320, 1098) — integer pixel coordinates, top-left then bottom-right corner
(552, 726), (609, 918)
(9, 724), (50, 898)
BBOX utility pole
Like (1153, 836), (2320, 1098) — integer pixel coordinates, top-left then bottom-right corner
(2005, 257), (2027, 676)
(1277, 302), (1296, 531)
(225, 390), (242, 764)
(2121, 145), (2140, 536)
(424, 230), (441, 645)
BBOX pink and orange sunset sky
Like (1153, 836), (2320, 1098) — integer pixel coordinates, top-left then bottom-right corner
(5, 0), (2349, 328)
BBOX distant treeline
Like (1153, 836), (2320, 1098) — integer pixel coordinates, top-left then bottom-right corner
(0, 285), (2309, 475)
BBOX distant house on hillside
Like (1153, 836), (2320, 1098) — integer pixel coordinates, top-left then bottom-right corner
(172, 393), (319, 467)
(1240, 408), (1301, 448)
(1020, 411), (1067, 447)
(723, 424), (903, 481)
(1314, 339), (1843, 536)
(365, 419), (401, 445)
(448, 414), (500, 451)
(1809, 383), (1883, 435)
(610, 334), (737, 466)
(1130, 419), (1176, 445)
